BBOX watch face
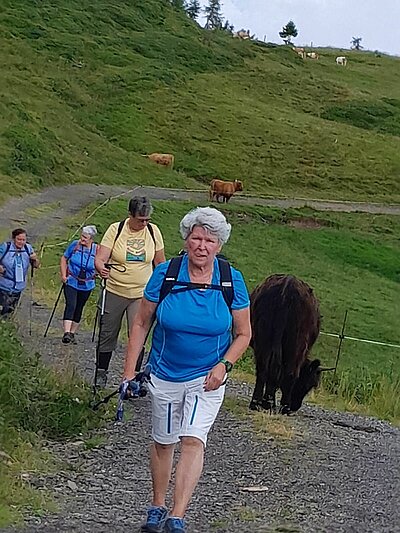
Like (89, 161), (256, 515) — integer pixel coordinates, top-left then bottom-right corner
(224, 361), (233, 372)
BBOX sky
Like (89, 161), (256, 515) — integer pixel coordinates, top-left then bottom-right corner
(200, 0), (400, 56)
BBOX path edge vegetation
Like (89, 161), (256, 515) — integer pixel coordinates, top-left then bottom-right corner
(0, 321), (108, 527)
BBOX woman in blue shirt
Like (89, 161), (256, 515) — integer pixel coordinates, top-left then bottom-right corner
(123, 207), (251, 533)
(0, 228), (40, 318)
(60, 225), (97, 344)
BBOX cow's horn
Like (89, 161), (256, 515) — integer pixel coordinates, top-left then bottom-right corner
(320, 367), (335, 372)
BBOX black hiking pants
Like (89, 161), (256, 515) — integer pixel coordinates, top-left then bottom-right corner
(63, 284), (91, 323)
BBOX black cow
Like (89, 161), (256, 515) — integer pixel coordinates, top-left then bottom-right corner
(249, 274), (327, 415)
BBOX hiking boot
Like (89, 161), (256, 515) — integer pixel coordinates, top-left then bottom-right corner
(164, 517), (186, 533)
(70, 332), (76, 344)
(94, 369), (108, 389)
(141, 506), (168, 533)
(62, 332), (73, 344)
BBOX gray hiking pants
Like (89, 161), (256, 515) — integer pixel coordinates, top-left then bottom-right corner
(98, 290), (141, 352)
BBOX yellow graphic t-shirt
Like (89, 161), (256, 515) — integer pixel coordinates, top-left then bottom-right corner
(101, 220), (164, 299)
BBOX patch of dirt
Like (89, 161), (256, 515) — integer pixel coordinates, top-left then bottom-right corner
(1, 184), (400, 533)
(287, 217), (328, 229)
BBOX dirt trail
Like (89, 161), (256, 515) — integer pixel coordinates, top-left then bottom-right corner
(1, 184), (399, 533)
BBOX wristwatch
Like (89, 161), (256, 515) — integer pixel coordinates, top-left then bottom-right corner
(219, 358), (233, 373)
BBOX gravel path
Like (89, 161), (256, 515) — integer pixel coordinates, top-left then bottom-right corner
(1, 184), (399, 533)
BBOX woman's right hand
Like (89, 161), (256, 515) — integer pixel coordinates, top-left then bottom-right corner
(0, 265), (5, 276)
(61, 274), (68, 283)
(98, 266), (110, 279)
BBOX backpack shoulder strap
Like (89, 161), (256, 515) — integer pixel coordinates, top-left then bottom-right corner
(0, 242), (12, 263)
(159, 255), (184, 305)
(65, 240), (80, 260)
(217, 257), (234, 310)
(114, 221), (125, 245)
(147, 223), (156, 246)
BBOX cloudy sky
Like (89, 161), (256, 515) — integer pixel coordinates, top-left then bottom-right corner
(200, 0), (400, 56)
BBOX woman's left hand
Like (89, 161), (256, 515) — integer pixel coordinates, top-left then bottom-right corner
(203, 363), (226, 391)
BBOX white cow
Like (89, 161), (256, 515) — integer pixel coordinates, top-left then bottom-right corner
(306, 52), (319, 60)
(233, 29), (251, 40)
(292, 46), (305, 59)
(336, 56), (347, 66)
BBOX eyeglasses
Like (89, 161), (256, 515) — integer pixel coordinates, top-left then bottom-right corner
(136, 217), (151, 223)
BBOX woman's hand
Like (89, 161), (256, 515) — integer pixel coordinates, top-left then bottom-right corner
(203, 363), (226, 391)
(121, 371), (137, 383)
(98, 265), (110, 279)
(0, 265), (4, 276)
(61, 274), (68, 283)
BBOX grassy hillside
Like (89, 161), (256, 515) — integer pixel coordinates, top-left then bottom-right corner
(1, 0), (400, 204)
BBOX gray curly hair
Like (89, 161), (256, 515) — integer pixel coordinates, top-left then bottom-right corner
(179, 207), (232, 245)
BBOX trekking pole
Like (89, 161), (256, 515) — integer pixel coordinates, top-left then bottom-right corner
(29, 263), (34, 336)
(91, 307), (99, 342)
(93, 276), (108, 393)
(44, 283), (64, 337)
(91, 366), (151, 417)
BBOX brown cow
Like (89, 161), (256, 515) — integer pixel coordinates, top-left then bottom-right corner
(249, 274), (331, 414)
(144, 153), (174, 169)
(209, 179), (243, 203)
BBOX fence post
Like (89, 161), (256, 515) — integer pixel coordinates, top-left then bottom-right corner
(334, 310), (348, 375)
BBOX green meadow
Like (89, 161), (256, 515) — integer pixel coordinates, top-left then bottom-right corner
(1, 1), (400, 203)
(35, 198), (400, 424)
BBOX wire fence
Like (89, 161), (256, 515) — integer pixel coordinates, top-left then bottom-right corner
(33, 186), (400, 355)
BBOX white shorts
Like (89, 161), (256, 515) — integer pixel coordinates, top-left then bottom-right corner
(149, 374), (226, 447)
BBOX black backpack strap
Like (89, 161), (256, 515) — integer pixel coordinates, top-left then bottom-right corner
(0, 242), (12, 263)
(159, 255), (184, 304)
(147, 223), (156, 246)
(217, 257), (234, 310)
(158, 255), (234, 311)
(114, 221), (125, 245)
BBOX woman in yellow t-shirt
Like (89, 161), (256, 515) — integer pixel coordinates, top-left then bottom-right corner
(94, 196), (165, 388)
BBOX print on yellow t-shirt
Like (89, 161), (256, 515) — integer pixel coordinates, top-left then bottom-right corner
(126, 238), (146, 262)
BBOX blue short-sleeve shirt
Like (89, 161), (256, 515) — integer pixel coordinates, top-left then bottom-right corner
(144, 255), (249, 382)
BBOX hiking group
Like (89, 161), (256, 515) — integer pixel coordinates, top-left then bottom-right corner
(0, 196), (251, 533)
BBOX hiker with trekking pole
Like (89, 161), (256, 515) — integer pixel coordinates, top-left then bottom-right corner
(93, 196), (165, 389)
(58, 225), (98, 344)
(0, 228), (40, 319)
(123, 207), (251, 533)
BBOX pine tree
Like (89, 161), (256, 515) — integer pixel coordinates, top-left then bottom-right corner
(351, 36), (363, 50)
(204, 0), (223, 30)
(279, 20), (298, 44)
(170, 0), (186, 11)
(186, 0), (201, 20)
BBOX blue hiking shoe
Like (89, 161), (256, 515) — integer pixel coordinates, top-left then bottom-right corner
(141, 506), (168, 533)
(164, 517), (186, 533)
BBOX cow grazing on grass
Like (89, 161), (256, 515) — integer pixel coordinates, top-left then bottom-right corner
(209, 179), (243, 203)
(292, 46), (305, 59)
(306, 52), (319, 60)
(336, 56), (347, 66)
(144, 153), (174, 169)
(234, 29), (251, 40)
(249, 274), (330, 415)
